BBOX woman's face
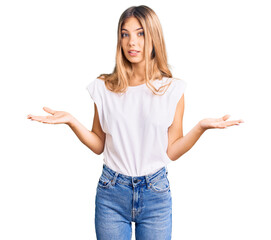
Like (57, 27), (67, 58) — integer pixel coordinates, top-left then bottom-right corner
(121, 17), (145, 65)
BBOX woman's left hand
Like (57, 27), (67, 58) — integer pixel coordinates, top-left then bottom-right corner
(199, 114), (244, 131)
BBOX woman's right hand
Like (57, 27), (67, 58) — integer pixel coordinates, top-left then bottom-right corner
(27, 107), (73, 125)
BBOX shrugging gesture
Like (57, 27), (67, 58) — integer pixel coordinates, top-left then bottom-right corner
(27, 107), (73, 125)
(199, 114), (244, 130)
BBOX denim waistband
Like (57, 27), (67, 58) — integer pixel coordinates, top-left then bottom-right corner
(101, 164), (168, 187)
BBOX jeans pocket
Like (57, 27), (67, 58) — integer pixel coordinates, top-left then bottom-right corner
(150, 176), (170, 193)
(97, 173), (113, 189)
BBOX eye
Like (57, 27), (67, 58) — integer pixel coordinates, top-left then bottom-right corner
(121, 33), (128, 38)
(138, 31), (144, 36)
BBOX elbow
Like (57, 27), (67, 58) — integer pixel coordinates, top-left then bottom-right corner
(91, 132), (105, 155)
(97, 150), (104, 155)
(167, 140), (186, 161)
(94, 146), (104, 155)
(167, 150), (177, 161)
(89, 143), (104, 155)
(97, 145), (105, 155)
(167, 149), (183, 161)
(169, 155), (182, 161)
(169, 156), (178, 161)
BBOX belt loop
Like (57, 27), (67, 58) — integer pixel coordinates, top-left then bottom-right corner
(111, 172), (119, 186)
(145, 175), (150, 189)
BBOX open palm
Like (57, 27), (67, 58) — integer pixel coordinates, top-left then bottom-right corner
(199, 114), (244, 130)
(27, 107), (71, 125)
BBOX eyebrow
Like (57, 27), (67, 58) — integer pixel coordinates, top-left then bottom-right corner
(121, 27), (143, 32)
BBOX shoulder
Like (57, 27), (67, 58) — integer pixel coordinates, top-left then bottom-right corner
(89, 75), (105, 89)
(161, 77), (187, 94)
(160, 77), (186, 86)
(97, 75), (105, 80)
(97, 74), (108, 83)
(86, 75), (105, 92)
(170, 78), (187, 93)
(171, 77), (187, 85)
(96, 75), (107, 87)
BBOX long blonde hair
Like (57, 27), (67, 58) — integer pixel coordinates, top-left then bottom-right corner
(98, 5), (173, 95)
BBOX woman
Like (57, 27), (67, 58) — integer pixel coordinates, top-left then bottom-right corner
(27, 5), (244, 240)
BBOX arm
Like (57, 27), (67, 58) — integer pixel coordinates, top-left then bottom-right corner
(68, 118), (104, 155)
(27, 105), (105, 155)
(167, 122), (206, 161)
(167, 95), (244, 161)
(68, 103), (105, 155)
(166, 94), (205, 160)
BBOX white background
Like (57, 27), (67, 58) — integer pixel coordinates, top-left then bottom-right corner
(1, 0), (270, 239)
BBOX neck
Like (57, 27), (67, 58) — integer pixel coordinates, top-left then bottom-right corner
(131, 61), (146, 83)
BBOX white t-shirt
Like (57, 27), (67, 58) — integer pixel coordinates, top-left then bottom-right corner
(86, 77), (187, 177)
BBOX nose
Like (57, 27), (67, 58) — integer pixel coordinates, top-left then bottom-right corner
(129, 40), (135, 47)
(128, 35), (136, 47)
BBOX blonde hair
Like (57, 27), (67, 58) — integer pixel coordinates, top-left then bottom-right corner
(98, 5), (173, 95)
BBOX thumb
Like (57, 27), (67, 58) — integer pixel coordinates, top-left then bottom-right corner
(43, 106), (56, 115)
(222, 114), (230, 121)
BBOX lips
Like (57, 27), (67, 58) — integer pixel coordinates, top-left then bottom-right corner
(128, 50), (140, 53)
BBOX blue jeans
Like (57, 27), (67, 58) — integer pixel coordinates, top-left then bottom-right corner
(95, 164), (172, 240)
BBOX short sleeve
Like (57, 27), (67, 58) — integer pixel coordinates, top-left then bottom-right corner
(167, 78), (187, 126)
(86, 79), (105, 132)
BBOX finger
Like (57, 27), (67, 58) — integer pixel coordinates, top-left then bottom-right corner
(213, 122), (228, 129)
(227, 119), (244, 124)
(43, 107), (56, 115)
(235, 119), (244, 123)
(222, 114), (231, 121)
(27, 115), (50, 123)
(40, 116), (55, 124)
(224, 120), (242, 127)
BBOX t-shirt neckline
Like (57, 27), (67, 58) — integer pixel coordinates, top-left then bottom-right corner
(128, 82), (146, 88)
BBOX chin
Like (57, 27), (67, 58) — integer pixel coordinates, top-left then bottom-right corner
(126, 57), (144, 64)
(129, 60), (141, 64)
